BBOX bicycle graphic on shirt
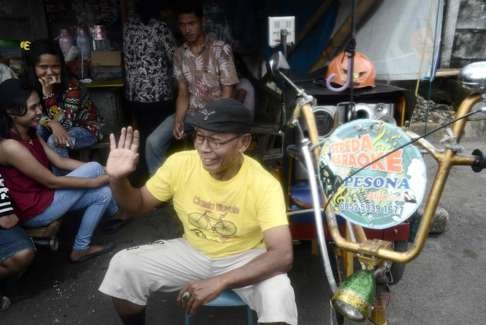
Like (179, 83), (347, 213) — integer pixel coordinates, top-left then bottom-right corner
(188, 210), (237, 240)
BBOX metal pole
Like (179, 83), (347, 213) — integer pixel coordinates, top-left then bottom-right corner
(301, 139), (338, 293)
(280, 29), (289, 58)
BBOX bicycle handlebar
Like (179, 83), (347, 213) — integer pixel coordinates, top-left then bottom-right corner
(296, 94), (483, 264)
(472, 149), (486, 172)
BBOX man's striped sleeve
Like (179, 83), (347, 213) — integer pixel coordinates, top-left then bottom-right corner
(0, 173), (14, 217)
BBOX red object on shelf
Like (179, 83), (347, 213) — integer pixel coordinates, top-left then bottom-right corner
(290, 219), (409, 242)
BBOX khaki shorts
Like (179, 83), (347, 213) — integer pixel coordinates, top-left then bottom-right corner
(99, 238), (298, 325)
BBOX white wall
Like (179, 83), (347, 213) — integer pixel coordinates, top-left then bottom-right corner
(355, 0), (443, 81)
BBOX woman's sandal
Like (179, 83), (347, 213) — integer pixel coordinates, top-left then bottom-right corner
(70, 243), (115, 263)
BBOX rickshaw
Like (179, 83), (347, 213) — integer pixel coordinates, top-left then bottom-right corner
(264, 48), (486, 324)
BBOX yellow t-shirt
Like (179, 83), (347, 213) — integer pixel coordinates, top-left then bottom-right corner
(146, 150), (288, 258)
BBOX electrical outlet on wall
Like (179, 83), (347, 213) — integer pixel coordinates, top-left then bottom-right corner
(268, 16), (295, 48)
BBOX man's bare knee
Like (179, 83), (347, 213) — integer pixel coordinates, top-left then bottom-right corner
(15, 249), (35, 264)
(112, 297), (145, 316)
(1, 248), (35, 275)
(112, 297), (146, 325)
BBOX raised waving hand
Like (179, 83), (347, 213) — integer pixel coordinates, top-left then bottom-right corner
(106, 127), (140, 179)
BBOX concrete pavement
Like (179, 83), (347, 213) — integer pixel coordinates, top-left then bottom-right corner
(1, 139), (485, 325)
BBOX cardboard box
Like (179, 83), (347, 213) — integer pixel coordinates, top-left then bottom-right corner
(91, 50), (121, 66)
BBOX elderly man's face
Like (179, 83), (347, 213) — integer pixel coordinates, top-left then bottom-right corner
(193, 128), (249, 179)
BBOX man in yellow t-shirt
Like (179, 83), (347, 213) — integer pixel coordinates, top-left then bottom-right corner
(99, 98), (297, 325)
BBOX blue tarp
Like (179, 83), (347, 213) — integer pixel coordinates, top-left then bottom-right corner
(212, 0), (338, 73)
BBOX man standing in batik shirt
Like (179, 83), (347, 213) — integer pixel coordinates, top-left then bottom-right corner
(145, 2), (239, 174)
(123, 0), (176, 157)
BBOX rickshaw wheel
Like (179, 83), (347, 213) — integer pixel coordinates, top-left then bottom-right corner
(389, 240), (408, 285)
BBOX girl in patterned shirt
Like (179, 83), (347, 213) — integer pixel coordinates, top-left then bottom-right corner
(21, 40), (102, 174)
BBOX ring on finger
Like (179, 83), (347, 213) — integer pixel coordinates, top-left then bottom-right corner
(181, 291), (191, 304)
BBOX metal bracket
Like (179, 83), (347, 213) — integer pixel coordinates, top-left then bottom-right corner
(289, 95), (316, 128)
(440, 127), (464, 152)
(356, 240), (392, 269)
(296, 93), (316, 107)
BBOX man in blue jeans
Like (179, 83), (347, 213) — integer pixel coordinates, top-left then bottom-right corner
(0, 172), (35, 311)
(145, 2), (239, 174)
(37, 126), (98, 175)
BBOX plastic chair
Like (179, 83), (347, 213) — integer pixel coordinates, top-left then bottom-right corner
(184, 290), (255, 325)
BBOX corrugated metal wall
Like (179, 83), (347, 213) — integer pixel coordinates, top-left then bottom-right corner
(442, 0), (486, 68)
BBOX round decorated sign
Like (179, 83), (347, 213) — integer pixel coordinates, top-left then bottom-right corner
(319, 119), (427, 229)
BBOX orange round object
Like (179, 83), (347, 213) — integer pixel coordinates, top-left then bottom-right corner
(326, 52), (376, 88)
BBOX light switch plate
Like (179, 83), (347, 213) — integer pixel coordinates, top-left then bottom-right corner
(268, 16), (295, 48)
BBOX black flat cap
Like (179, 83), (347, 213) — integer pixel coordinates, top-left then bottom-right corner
(0, 78), (31, 109)
(186, 98), (252, 133)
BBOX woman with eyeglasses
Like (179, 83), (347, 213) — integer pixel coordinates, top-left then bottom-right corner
(21, 39), (102, 175)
